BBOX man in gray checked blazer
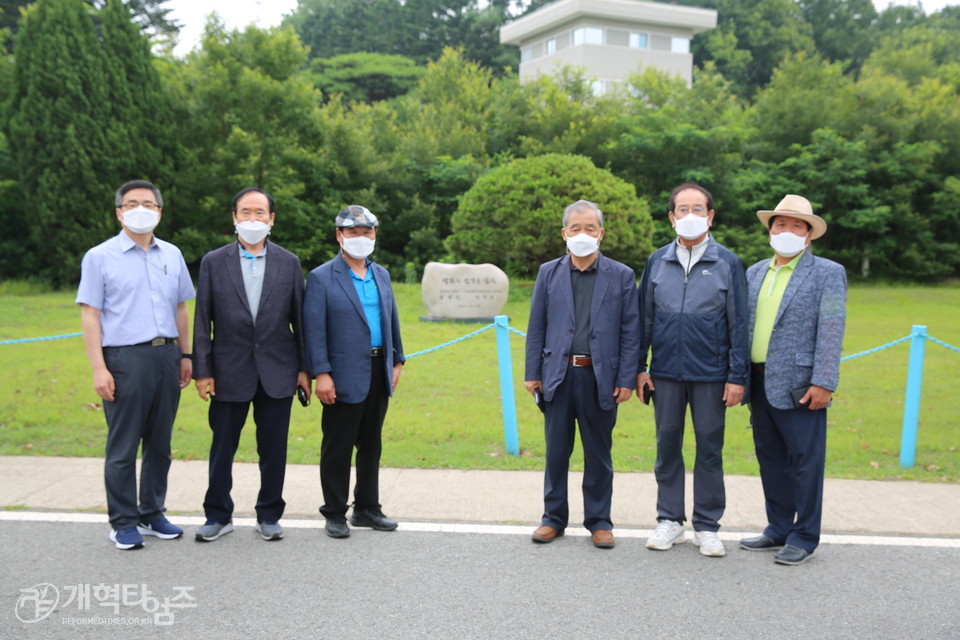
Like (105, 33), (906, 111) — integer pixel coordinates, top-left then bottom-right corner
(740, 194), (847, 566)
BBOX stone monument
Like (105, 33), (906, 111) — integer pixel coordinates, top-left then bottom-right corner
(420, 262), (509, 322)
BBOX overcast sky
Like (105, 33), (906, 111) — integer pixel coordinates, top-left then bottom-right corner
(164, 0), (960, 58)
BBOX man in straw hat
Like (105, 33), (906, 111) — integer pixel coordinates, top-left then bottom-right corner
(739, 194), (846, 565)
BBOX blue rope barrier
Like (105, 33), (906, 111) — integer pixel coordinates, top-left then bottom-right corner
(0, 332), (82, 345)
(507, 326), (527, 338)
(404, 323), (495, 360)
(927, 335), (960, 354)
(840, 335), (912, 362)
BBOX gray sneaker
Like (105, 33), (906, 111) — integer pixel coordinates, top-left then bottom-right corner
(255, 521), (284, 541)
(195, 521), (233, 542)
(646, 520), (686, 550)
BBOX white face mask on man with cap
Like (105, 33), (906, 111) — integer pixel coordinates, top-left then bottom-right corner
(336, 205), (379, 261)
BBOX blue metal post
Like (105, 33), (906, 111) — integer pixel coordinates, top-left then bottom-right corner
(900, 324), (927, 468)
(494, 315), (520, 455)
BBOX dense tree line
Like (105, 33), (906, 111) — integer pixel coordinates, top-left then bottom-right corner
(1, 0), (959, 285)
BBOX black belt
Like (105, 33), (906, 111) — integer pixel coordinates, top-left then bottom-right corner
(133, 337), (176, 347)
(753, 363), (765, 375)
(370, 347), (383, 357)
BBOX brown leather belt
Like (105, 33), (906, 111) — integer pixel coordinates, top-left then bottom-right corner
(569, 355), (592, 367)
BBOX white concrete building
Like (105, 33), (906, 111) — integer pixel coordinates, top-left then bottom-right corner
(500, 0), (718, 92)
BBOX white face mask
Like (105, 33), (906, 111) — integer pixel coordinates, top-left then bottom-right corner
(122, 206), (160, 235)
(565, 232), (600, 258)
(769, 230), (808, 258)
(674, 214), (709, 240)
(342, 235), (376, 259)
(236, 220), (271, 245)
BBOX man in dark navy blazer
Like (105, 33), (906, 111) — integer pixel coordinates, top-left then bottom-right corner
(524, 200), (641, 549)
(303, 205), (405, 539)
(192, 188), (309, 543)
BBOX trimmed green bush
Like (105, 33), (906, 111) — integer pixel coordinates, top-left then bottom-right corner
(446, 153), (654, 276)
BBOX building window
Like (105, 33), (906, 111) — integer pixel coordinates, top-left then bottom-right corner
(573, 26), (603, 46)
(629, 32), (648, 49)
(545, 38), (556, 54)
(520, 46), (532, 63)
(591, 80), (605, 96)
(671, 36), (690, 54)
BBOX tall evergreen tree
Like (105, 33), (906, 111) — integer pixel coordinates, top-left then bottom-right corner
(5, 0), (171, 284)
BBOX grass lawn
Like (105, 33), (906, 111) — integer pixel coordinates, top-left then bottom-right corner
(1, 282), (958, 482)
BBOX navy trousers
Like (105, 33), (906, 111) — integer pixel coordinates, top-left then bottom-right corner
(541, 365), (617, 532)
(651, 378), (726, 532)
(204, 381), (292, 524)
(749, 368), (827, 553)
(319, 353), (390, 518)
(102, 343), (181, 530)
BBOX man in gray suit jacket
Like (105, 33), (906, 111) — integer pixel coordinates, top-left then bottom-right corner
(303, 205), (405, 539)
(524, 200), (640, 549)
(740, 194), (847, 565)
(192, 188), (309, 543)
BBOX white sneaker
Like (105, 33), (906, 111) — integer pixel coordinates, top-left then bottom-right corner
(693, 530), (726, 557)
(646, 520), (686, 550)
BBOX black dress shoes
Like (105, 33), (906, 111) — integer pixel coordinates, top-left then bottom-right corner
(774, 544), (812, 565)
(325, 516), (350, 539)
(350, 508), (398, 531)
(740, 534), (784, 551)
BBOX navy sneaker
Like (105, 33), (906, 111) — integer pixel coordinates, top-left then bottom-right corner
(138, 516), (183, 540)
(109, 526), (145, 550)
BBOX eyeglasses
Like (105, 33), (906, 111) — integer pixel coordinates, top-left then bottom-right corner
(120, 201), (160, 211)
(674, 206), (708, 217)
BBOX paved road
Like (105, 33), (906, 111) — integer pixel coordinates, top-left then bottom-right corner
(3, 518), (957, 639)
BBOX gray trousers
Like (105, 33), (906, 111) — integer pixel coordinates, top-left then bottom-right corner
(102, 343), (181, 529)
(652, 378), (726, 531)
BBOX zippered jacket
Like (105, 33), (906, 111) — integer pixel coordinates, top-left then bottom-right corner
(638, 236), (749, 385)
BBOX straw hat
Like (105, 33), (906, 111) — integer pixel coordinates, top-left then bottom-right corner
(757, 194), (827, 240)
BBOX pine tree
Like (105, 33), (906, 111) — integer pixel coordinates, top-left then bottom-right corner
(6, 0), (114, 284)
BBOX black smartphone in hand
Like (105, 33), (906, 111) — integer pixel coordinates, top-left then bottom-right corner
(642, 385), (655, 405)
(534, 389), (545, 413)
(297, 385), (311, 407)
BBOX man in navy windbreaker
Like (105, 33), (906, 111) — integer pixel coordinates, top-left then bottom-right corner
(636, 183), (749, 558)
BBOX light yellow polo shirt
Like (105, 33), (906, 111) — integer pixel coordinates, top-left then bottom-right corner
(751, 251), (806, 363)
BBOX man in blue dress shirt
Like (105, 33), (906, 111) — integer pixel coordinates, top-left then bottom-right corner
(303, 206), (405, 539)
(77, 180), (195, 550)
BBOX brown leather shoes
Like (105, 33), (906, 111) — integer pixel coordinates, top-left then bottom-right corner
(531, 525), (564, 543)
(592, 529), (615, 549)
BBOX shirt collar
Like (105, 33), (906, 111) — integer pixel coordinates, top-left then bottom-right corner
(767, 249), (805, 271)
(117, 229), (156, 253)
(567, 253), (600, 272)
(238, 241), (268, 260)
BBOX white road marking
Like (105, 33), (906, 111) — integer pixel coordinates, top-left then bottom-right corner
(1, 511), (956, 548)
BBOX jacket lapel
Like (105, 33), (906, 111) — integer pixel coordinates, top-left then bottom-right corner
(589, 253), (610, 328)
(557, 254), (575, 324)
(334, 254), (367, 321)
(226, 244), (252, 317)
(775, 250), (814, 326)
(258, 241), (281, 311)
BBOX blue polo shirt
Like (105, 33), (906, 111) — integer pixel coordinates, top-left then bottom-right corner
(349, 260), (382, 348)
(76, 230), (195, 347)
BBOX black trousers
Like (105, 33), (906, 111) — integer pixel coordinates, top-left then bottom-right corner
(541, 365), (616, 532)
(102, 343), (181, 530)
(319, 354), (389, 518)
(203, 381), (292, 524)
